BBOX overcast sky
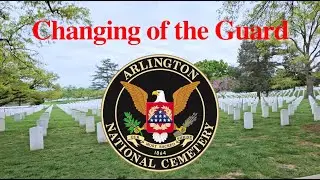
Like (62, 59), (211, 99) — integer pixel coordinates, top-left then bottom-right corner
(36, 1), (243, 88)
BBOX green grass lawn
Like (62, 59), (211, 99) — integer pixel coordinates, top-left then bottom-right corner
(0, 99), (319, 179)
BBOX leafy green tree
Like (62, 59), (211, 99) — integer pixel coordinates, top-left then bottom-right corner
(194, 59), (230, 80)
(236, 40), (279, 98)
(0, 1), (91, 106)
(271, 69), (301, 90)
(218, 1), (320, 98)
(91, 58), (119, 90)
(58, 86), (104, 100)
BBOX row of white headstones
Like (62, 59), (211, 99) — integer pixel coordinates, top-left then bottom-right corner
(0, 105), (49, 132)
(0, 105), (53, 151)
(30, 100), (108, 151)
(56, 99), (107, 144)
(218, 88), (320, 129)
(29, 106), (54, 151)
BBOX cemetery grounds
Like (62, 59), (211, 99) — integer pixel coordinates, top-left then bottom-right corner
(0, 88), (319, 179)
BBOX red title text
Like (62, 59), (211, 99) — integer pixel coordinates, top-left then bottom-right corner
(32, 20), (289, 46)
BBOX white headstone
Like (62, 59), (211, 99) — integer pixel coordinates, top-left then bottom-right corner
(0, 118), (5, 132)
(288, 104), (294, 116)
(233, 108), (240, 121)
(312, 103), (317, 115)
(97, 122), (107, 143)
(0, 110), (5, 119)
(272, 102), (278, 112)
(86, 116), (95, 133)
(244, 112), (253, 129)
(29, 126), (44, 151)
(243, 102), (248, 111)
(14, 113), (22, 122)
(278, 98), (283, 108)
(262, 106), (269, 118)
(314, 106), (320, 121)
(251, 104), (257, 113)
(280, 109), (289, 126)
(40, 113), (50, 121)
(228, 105), (234, 115)
(79, 114), (86, 127)
(92, 109), (97, 115)
(74, 111), (81, 122)
(37, 120), (47, 136)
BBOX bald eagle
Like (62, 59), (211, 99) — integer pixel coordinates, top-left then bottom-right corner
(120, 81), (200, 143)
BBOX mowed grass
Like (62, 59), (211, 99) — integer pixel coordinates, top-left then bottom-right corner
(0, 99), (319, 179)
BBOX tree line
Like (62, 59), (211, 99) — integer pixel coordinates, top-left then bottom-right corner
(0, 1), (91, 106)
(0, 1), (318, 106)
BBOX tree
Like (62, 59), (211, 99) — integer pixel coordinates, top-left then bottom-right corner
(58, 86), (104, 100)
(194, 59), (230, 80)
(218, 1), (320, 98)
(44, 84), (63, 101)
(0, 1), (91, 106)
(236, 40), (279, 98)
(91, 58), (119, 90)
(212, 77), (237, 93)
(271, 69), (301, 90)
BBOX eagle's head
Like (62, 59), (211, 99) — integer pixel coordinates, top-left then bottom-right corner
(152, 90), (167, 102)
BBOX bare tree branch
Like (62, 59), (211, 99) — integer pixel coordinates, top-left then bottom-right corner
(308, 11), (320, 45)
(289, 37), (305, 55)
(311, 60), (320, 70)
(311, 38), (320, 57)
(0, 38), (11, 45)
(45, 1), (62, 17)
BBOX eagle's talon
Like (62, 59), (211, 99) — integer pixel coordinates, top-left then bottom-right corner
(176, 126), (186, 134)
(134, 126), (144, 134)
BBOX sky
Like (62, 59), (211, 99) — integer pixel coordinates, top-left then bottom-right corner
(36, 1), (243, 88)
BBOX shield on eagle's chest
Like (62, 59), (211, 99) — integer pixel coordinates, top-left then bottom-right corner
(146, 102), (174, 134)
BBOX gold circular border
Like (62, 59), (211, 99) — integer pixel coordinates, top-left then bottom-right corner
(115, 68), (205, 158)
(101, 54), (220, 172)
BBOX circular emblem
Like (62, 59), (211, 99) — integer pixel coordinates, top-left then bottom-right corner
(101, 54), (219, 172)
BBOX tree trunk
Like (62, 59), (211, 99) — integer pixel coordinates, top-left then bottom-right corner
(305, 73), (314, 99)
(257, 91), (261, 99)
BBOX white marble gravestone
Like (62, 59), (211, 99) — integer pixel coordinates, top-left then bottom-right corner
(0, 110), (5, 119)
(272, 102), (278, 112)
(37, 120), (47, 136)
(0, 111), (4, 132)
(251, 104), (257, 113)
(233, 108), (240, 121)
(262, 106), (269, 118)
(228, 105), (234, 115)
(79, 113), (86, 127)
(243, 102), (249, 111)
(288, 104), (294, 116)
(244, 112), (253, 129)
(0, 118), (5, 132)
(86, 116), (95, 133)
(14, 113), (22, 122)
(92, 109), (97, 115)
(280, 109), (289, 126)
(40, 113), (50, 121)
(314, 106), (320, 121)
(278, 98), (283, 108)
(74, 111), (81, 122)
(97, 122), (107, 143)
(312, 103), (317, 115)
(29, 126), (44, 151)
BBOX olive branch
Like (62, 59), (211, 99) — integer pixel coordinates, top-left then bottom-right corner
(123, 112), (143, 136)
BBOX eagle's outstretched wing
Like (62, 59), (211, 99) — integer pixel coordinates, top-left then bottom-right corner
(120, 81), (148, 115)
(173, 81), (200, 116)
